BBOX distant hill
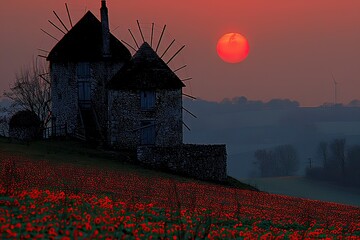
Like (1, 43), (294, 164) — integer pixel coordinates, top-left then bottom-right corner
(183, 98), (360, 178)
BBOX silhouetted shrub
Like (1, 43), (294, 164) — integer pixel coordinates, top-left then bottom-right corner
(9, 110), (41, 141)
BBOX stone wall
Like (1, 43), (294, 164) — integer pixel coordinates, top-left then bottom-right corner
(50, 61), (123, 137)
(51, 62), (78, 134)
(108, 89), (183, 149)
(137, 144), (227, 182)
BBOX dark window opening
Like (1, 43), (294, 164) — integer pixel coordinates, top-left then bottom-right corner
(140, 91), (156, 110)
(76, 62), (91, 79)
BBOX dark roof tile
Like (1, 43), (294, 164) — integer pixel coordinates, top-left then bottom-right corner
(108, 42), (185, 90)
(47, 11), (131, 62)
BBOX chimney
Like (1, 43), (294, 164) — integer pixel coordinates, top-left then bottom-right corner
(101, 0), (111, 57)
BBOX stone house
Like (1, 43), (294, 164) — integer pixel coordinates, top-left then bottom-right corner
(47, 0), (185, 150)
(46, 0), (227, 181)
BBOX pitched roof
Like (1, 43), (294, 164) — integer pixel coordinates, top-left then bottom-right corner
(47, 11), (131, 62)
(108, 42), (185, 90)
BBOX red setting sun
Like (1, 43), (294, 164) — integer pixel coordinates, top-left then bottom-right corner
(216, 33), (250, 63)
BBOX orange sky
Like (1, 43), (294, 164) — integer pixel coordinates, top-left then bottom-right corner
(1, 0), (360, 106)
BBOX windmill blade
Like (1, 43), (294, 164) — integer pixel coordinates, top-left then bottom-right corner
(37, 48), (49, 53)
(150, 23), (154, 47)
(112, 26), (120, 32)
(182, 121), (191, 131)
(48, 20), (66, 34)
(160, 39), (175, 59)
(65, 3), (73, 28)
(182, 107), (197, 118)
(41, 28), (59, 41)
(181, 77), (192, 82)
(137, 20), (145, 43)
(166, 45), (185, 64)
(183, 93), (196, 100)
(121, 40), (137, 52)
(128, 29), (139, 48)
(53, 10), (69, 32)
(155, 25), (166, 53)
(174, 65), (187, 73)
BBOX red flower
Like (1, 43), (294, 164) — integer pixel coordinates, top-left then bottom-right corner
(48, 227), (57, 236)
(94, 217), (101, 225)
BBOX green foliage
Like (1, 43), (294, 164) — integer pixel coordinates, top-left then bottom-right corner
(258, 219), (272, 230)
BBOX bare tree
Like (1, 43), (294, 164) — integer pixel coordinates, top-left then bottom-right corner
(346, 145), (360, 186)
(3, 58), (51, 128)
(254, 149), (274, 177)
(255, 144), (299, 177)
(330, 138), (346, 176)
(274, 144), (299, 176)
(318, 142), (329, 169)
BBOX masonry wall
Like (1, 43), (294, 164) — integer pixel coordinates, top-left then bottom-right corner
(50, 61), (123, 136)
(92, 62), (124, 139)
(108, 89), (183, 149)
(137, 144), (227, 182)
(51, 62), (78, 134)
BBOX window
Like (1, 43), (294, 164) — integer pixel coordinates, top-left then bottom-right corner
(78, 81), (91, 108)
(141, 121), (156, 145)
(76, 62), (91, 79)
(140, 91), (156, 110)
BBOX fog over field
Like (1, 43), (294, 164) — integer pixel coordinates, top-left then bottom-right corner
(242, 177), (360, 207)
(183, 97), (360, 179)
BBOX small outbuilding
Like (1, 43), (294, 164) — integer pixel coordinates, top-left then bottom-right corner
(9, 110), (41, 141)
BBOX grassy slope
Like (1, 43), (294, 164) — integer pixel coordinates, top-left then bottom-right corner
(241, 176), (360, 207)
(0, 137), (257, 191)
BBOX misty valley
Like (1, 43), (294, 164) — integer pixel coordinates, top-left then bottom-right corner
(1, 0), (360, 237)
(184, 97), (360, 206)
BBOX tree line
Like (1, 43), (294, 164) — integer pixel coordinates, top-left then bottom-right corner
(254, 144), (299, 177)
(307, 138), (360, 187)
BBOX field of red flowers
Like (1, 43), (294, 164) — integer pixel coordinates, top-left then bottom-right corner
(1, 152), (360, 239)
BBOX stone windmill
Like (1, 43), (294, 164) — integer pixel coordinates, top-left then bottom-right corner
(43, 1), (194, 146)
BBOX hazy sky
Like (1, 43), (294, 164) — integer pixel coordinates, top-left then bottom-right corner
(1, 0), (360, 106)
